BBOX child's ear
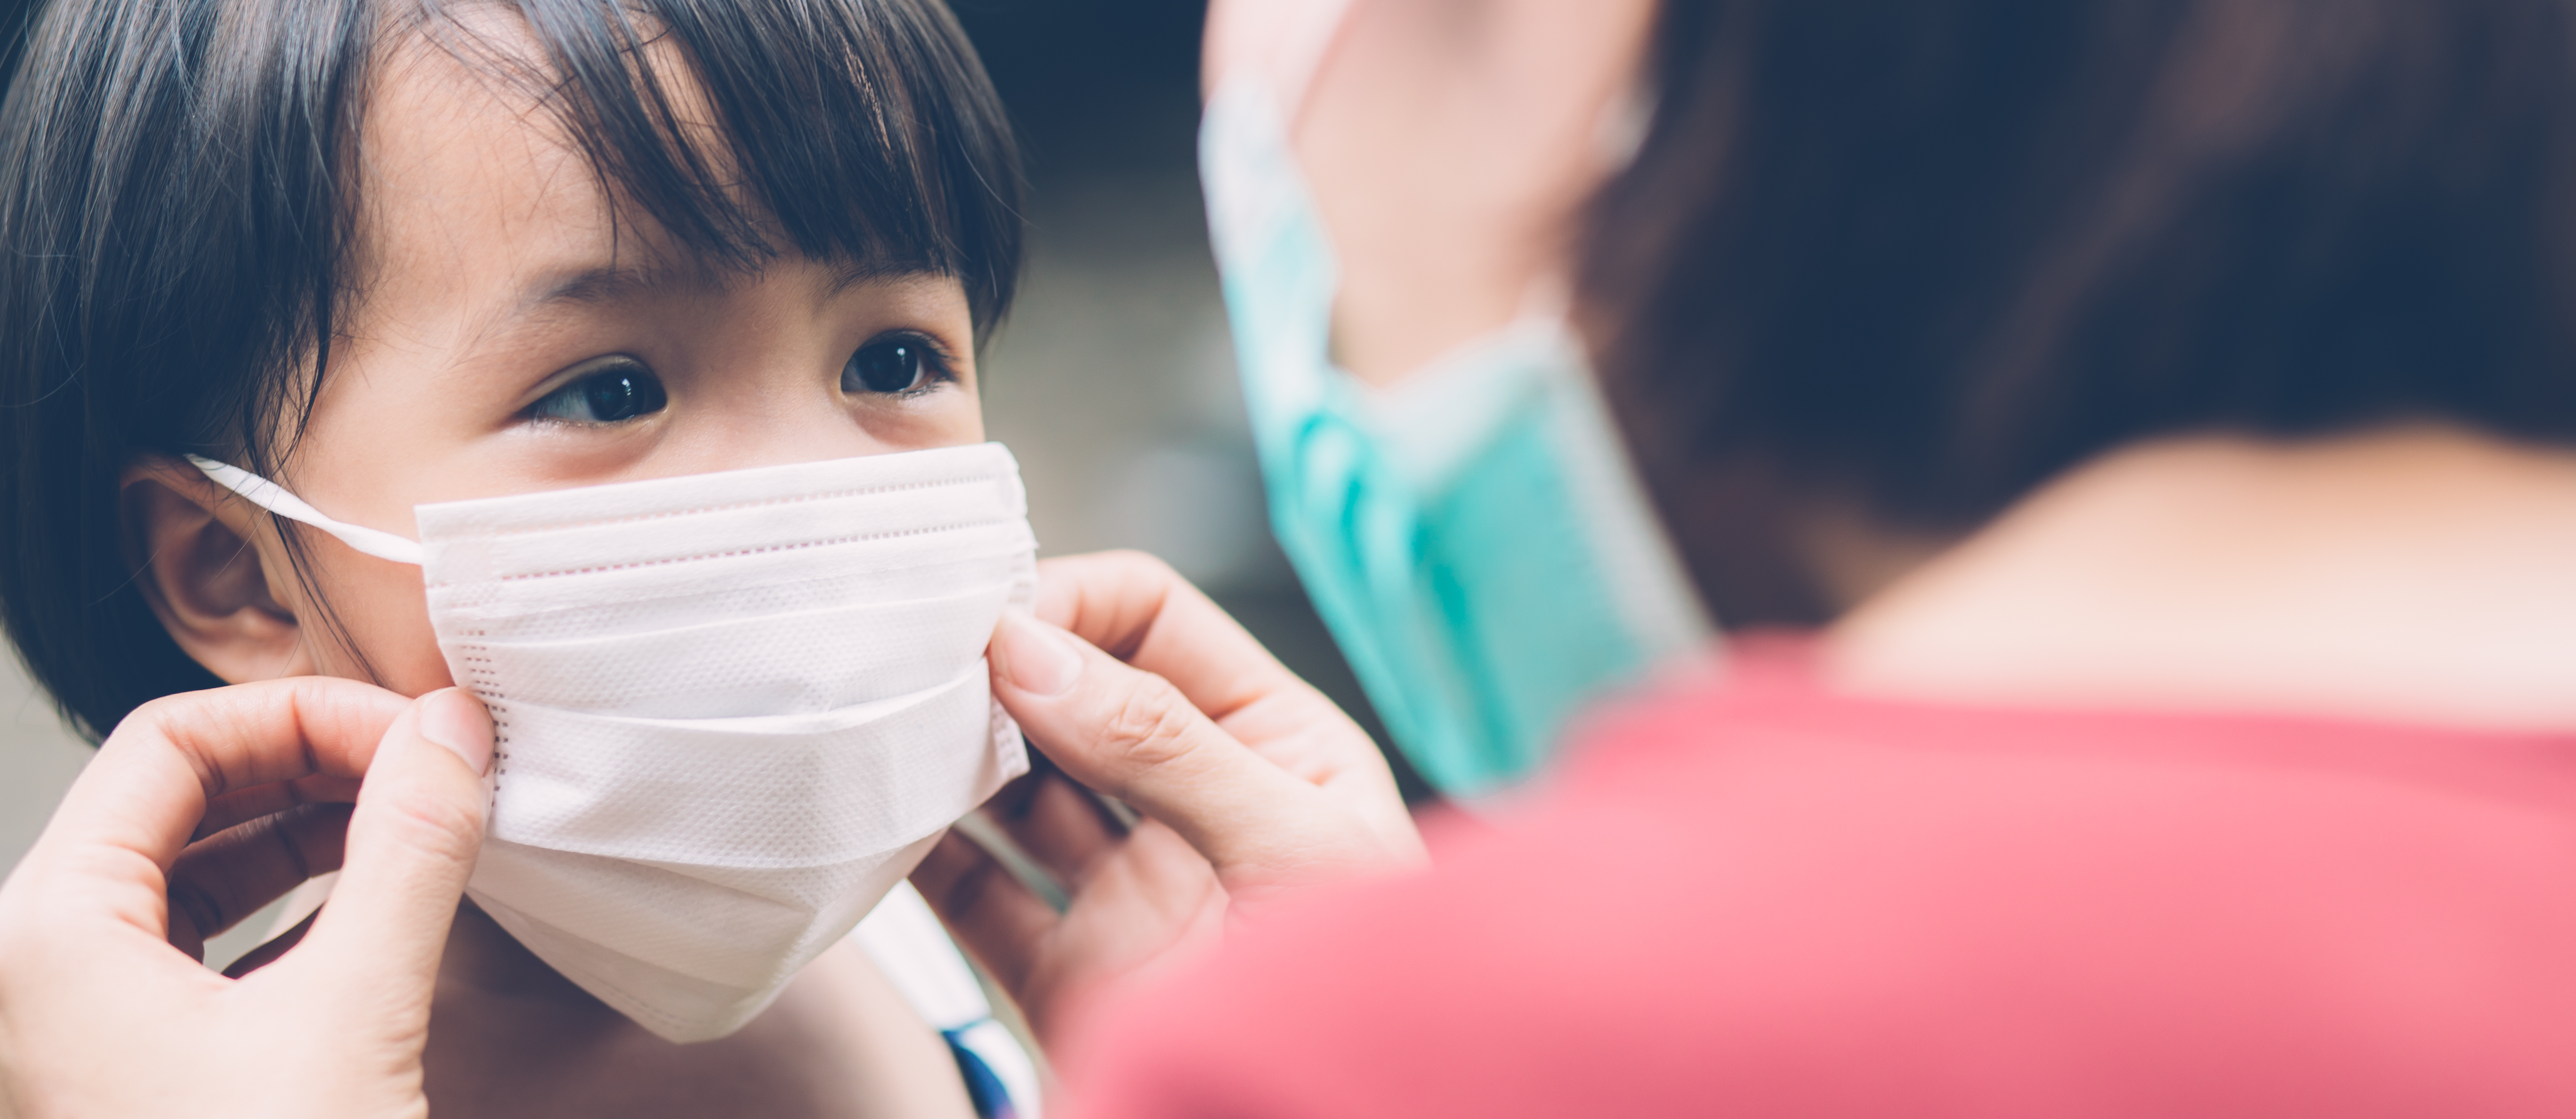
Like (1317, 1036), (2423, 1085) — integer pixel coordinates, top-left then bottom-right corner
(121, 455), (314, 684)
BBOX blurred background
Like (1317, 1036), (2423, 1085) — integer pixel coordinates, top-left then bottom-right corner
(0, 0), (1413, 963)
(946, 0), (1400, 778)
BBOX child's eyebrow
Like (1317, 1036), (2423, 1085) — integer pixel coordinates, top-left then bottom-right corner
(825, 257), (935, 296)
(507, 257), (939, 321)
(514, 261), (686, 316)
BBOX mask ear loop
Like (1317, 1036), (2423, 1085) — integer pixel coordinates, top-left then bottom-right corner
(186, 456), (426, 566)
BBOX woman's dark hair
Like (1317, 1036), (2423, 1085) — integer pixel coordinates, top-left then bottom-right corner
(1586, 0), (2576, 624)
(0, 0), (1024, 738)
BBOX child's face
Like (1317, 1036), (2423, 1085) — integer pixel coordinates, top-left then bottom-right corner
(136, 21), (985, 695)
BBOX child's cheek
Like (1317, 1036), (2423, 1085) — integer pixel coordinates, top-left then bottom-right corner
(301, 553), (456, 697)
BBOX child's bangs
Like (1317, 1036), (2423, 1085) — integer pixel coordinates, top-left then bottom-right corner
(423, 0), (1023, 336)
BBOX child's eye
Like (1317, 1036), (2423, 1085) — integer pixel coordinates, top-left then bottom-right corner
(530, 358), (668, 424)
(841, 332), (952, 396)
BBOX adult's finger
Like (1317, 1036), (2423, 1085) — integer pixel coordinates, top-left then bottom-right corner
(222, 904), (320, 979)
(15, 677), (409, 943)
(911, 829), (1058, 993)
(284, 688), (490, 1012)
(1030, 552), (1406, 823)
(989, 611), (1374, 882)
(193, 773), (364, 840)
(981, 761), (1126, 890)
(1034, 551), (1322, 725)
(163, 802), (351, 959)
(44, 678), (405, 861)
(912, 820), (1227, 1042)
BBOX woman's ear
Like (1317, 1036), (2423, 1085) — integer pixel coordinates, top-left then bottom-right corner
(121, 456), (314, 684)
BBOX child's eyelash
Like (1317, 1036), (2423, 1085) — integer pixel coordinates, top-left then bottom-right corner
(887, 330), (962, 394)
(842, 328), (965, 397)
(893, 331), (959, 384)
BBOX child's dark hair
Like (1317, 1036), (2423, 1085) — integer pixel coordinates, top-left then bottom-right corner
(1585, 0), (2576, 624)
(0, 0), (1025, 738)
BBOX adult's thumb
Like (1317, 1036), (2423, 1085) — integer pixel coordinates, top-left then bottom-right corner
(284, 688), (492, 1007)
(989, 611), (1332, 875)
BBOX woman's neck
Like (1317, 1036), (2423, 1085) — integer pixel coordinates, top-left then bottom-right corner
(1827, 425), (2576, 731)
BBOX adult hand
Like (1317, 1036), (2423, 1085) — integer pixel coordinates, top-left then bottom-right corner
(0, 678), (494, 1119)
(917, 551), (1426, 1041)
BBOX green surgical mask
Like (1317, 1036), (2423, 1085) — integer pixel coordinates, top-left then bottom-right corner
(1198, 75), (1713, 799)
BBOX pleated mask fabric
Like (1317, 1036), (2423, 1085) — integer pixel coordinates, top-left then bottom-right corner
(191, 443), (1037, 1041)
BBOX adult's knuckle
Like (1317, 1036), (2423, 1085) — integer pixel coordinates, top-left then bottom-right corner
(123, 692), (184, 728)
(108, 693), (186, 753)
(1101, 676), (1203, 770)
(120, 686), (258, 791)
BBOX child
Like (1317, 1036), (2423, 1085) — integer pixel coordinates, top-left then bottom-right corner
(0, 0), (1033, 1114)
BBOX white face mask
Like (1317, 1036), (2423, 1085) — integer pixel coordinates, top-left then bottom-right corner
(190, 443), (1036, 1042)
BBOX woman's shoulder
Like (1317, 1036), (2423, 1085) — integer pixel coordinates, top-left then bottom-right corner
(1065, 643), (2576, 1118)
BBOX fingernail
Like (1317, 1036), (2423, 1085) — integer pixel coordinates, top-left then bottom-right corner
(994, 611), (1083, 697)
(418, 688), (494, 776)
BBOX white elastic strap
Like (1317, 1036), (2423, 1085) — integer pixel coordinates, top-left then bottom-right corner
(185, 455), (426, 566)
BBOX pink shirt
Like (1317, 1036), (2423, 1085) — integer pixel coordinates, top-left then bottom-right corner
(1064, 643), (2576, 1116)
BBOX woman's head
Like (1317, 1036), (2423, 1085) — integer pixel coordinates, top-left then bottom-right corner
(0, 0), (1023, 736)
(1584, 0), (2576, 625)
